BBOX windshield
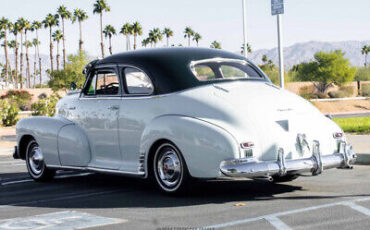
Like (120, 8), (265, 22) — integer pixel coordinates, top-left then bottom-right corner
(191, 58), (264, 82)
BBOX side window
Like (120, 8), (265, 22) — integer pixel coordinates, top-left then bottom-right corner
(192, 65), (216, 81)
(85, 73), (97, 95)
(124, 67), (153, 95)
(96, 71), (120, 95)
(84, 69), (120, 96)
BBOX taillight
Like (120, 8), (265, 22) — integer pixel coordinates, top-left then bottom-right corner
(333, 132), (343, 138)
(241, 142), (254, 149)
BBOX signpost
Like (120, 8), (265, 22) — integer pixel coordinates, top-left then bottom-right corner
(242, 0), (248, 58)
(271, 0), (285, 88)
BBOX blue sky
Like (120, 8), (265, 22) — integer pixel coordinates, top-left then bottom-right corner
(1, 0), (369, 57)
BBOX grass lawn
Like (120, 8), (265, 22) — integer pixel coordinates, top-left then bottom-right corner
(333, 116), (370, 134)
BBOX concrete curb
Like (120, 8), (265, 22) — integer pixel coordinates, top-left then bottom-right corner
(356, 154), (370, 165)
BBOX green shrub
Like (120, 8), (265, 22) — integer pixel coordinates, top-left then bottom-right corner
(0, 90), (32, 110)
(31, 93), (61, 117)
(328, 85), (355, 98)
(354, 66), (370, 81)
(362, 84), (370, 96)
(0, 100), (19, 126)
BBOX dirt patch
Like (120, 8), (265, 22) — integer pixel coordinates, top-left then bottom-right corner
(313, 99), (370, 113)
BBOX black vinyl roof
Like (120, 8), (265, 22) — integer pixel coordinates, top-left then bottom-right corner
(94, 47), (264, 94)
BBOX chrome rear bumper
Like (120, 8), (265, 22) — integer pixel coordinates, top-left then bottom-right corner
(220, 141), (357, 179)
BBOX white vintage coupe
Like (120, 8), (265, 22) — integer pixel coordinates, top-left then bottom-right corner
(14, 48), (357, 193)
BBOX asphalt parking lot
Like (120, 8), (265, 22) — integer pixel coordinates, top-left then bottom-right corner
(0, 155), (369, 230)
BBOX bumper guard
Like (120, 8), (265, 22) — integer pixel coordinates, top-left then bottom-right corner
(220, 140), (357, 179)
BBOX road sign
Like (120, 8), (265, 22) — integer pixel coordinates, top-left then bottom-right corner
(271, 0), (284, 15)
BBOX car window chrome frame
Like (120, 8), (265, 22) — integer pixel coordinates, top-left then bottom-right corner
(118, 64), (155, 97)
(80, 64), (123, 100)
(189, 57), (271, 83)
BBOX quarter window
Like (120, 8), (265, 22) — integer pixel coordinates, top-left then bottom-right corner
(124, 67), (153, 95)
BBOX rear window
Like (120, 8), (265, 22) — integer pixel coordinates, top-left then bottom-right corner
(191, 59), (263, 81)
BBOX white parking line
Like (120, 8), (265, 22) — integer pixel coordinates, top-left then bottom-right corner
(342, 202), (370, 216)
(0, 189), (124, 209)
(202, 196), (370, 229)
(0, 173), (92, 186)
(264, 216), (292, 230)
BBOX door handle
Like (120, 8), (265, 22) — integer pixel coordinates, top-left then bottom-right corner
(108, 105), (119, 110)
(68, 106), (76, 110)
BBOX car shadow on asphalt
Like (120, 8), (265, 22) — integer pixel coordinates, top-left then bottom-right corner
(2, 173), (369, 209)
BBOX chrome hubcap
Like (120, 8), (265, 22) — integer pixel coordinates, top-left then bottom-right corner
(157, 148), (182, 188)
(29, 145), (44, 175)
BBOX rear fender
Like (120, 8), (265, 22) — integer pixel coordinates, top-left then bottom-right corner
(140, 115), (239, 178)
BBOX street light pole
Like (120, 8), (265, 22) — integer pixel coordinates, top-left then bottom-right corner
(242, 0), (248, 58)
(277, 14), (284, 88)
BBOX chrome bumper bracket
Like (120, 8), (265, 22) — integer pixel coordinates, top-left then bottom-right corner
(220, 140), (357, 178)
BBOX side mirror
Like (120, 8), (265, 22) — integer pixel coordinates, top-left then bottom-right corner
(70, 82), (77, 91)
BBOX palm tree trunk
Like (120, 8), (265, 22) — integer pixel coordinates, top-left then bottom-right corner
(166, 37), (169, 47)
(14, 34), (18, 89)
(34, 46), (37, 88)
(365, 54), (368, 67)
(134, 34), (137, 50)
(25, 31), (30, 88)
(56, 40), (60, 71)
(20, 32), (24, 89)
(36, 29), (42, 86)
(126, 35), (129, 51)
(79, 21), (83, 54)
(49, 27), (54, 72)
(100, 13), (104, 58)
(62, 18), (66, 69)
(109, 36), (112, 55)
(3, 32), (10, 87)
(188, 37), (190, 47)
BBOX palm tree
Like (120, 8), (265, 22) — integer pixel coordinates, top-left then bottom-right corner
(120, 23), (132, 51)
(131, 21), (142, 50)
(32, 38), (40, 87)
(23, 19), (32, 88)
(93, 0), (110, 58)
(9, 40), (18, 87)
(11, 22), (20, 88)
(163, 28), (173, 47)
(103, 25), (116, 55)
(43, 13), (59, 73)
(57, 5), (71, 69)
(52, 30), (63, 71)
(16, 18), (26, 88)
(361, 45), (370, 67)
(184, 27), (194, 47)
(24, 40), (32, 87)
(210, 41), (221, 49)
(141, 38), (150, 48)
(148, 28), (162, 47)
(0, 17), (12, 87)
(31, 21), (42, 85)
(241, 43), (252, 55)
(193, 33), (202, 47)
(262, 54), (268, 63)
(72, 9), (88, 54)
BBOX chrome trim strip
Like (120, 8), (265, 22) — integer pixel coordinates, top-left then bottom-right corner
(47, 165), (145, 177)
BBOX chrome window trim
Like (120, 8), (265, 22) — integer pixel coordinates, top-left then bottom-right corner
(189, 57), (269, 82)
(119, 64), (154, 97)
(80, 64), (122, 99)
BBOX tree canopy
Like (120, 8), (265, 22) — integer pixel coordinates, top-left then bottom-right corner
(48, 51), (90, 91)
(295, 50), (356, 93)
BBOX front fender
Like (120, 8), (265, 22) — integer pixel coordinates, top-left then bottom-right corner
(16, 116), (72, 165)
(140, 115), (240, 178)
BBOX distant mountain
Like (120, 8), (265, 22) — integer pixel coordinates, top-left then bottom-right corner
(1, 40), (369, 77)
(247, 40), (370, 68)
